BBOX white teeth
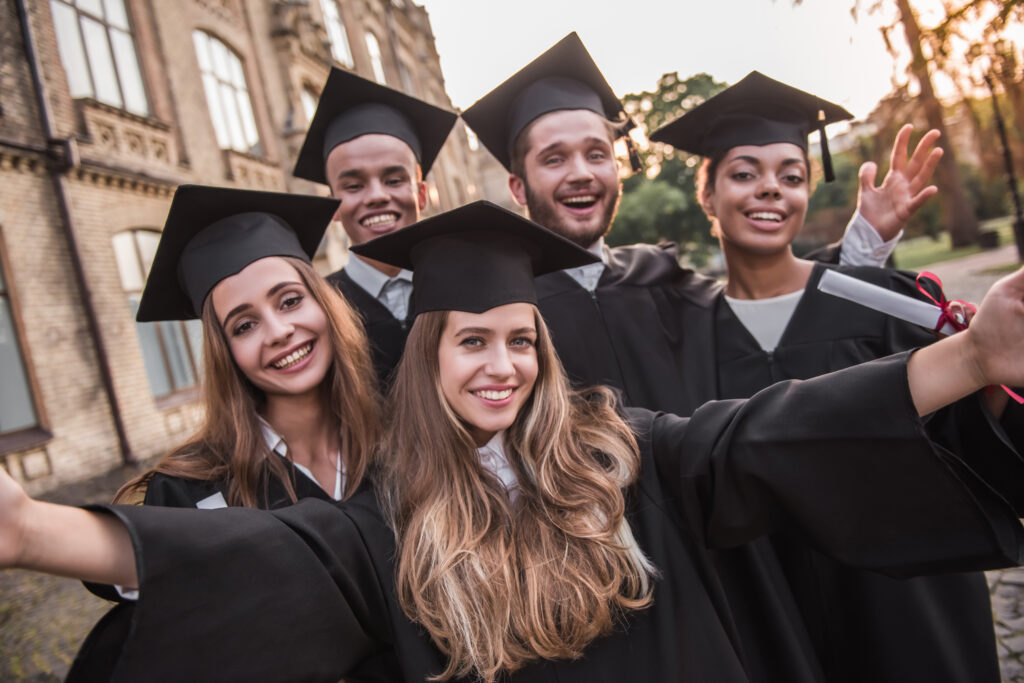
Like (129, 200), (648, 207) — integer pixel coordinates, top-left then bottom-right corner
(272, 343), (312, 369)
(361, 213), (398, 227)
(473, 388), (513, 401)
(562, 195), (597, 205)
(748, 211), (783, 222)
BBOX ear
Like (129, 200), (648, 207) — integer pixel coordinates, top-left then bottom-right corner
(416, 180), (428, 210)
(508, 174), (528, 207)
(699, 185), (716, 219)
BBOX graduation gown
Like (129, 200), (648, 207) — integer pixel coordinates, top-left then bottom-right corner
(329, 268), (409, 389)
(702, 263), (1013, 683)
(77, 355), (1024, 682)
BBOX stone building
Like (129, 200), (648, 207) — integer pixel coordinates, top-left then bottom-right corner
(0, 0), (485, 495)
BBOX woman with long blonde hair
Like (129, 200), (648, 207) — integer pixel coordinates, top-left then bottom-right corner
(3, 201), (1024, 682)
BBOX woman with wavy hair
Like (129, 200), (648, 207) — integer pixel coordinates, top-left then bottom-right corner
(3, 201), (1024, 683)
(114, 184), (380, 510)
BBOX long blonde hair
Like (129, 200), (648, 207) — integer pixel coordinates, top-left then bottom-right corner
(116, 257), (380, 507)
(379, 307), (655, 681)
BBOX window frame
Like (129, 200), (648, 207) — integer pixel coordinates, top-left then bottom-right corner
(192, 30), (263, 156)
(49, 0), (150, 116)
(0, 227), (52, 455)
(318, 0), (354, 68)
(113, 229), (202, 402)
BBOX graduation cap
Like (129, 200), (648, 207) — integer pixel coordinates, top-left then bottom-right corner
(293, 67), (458, 185)
(136, 185), (339, 322)
(649, 71), (853, 182)
(461, 32), (640, 172)
(351, 200), (599, 315)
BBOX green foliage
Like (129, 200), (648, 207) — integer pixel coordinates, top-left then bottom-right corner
(613, 73), (728, 256)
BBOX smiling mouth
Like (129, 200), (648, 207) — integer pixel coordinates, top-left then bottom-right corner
(746, 210), (785, 223)
(361, 213), (399, 229)
(271, 342), (313, 369)
(471, 388), (514, 401)
(560, 194), (598, 210)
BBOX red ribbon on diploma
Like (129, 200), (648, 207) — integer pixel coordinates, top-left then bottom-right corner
(916, 271), (1023, 404)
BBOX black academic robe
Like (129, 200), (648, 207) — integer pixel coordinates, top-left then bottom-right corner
(329, 268), (409, 389)
(76, 355), (1024, 682)
(699, 263), (1013, 683)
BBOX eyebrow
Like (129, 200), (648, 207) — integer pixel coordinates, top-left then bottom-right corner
(452, 325), (537, 337)
(535, 135), (611, 158)
(220, 281), (302, 328)
(727, 155), (806, 169)
(335, 165), (410, 181)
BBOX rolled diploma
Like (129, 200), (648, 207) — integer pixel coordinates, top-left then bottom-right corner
(818, 269), (957, 336)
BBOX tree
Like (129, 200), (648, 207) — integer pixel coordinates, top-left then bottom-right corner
(794, 0), (984, 246)
(610, 73), (728, 257)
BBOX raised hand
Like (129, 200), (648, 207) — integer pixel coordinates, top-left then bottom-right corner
(963, 266), (1024, 389)
(856, 125), (943, 241)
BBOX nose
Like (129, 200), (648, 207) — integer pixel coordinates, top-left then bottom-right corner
(365, 178), (389, 205)
(566, 152), (596, 183)
(484, 345), (514, 379)
(264, 313), (294, 346)
(756, 174), (781, 199)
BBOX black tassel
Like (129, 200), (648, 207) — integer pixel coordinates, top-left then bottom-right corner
(818, 109), (835, 182)
(625, 136), (643, 173)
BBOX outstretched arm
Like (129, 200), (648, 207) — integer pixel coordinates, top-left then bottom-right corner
(908, 267), (1024, 415)
(0, 468), (136, 586)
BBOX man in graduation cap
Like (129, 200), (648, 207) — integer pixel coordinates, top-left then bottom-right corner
(462, 33), (937, 416)
(294, 67), (457, 385)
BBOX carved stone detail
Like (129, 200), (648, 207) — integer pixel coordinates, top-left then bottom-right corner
(223, 149), (285, 190)
(79, 100), (178, 170)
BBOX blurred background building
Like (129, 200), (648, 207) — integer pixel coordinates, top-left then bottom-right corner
(0, 0), (507, 494)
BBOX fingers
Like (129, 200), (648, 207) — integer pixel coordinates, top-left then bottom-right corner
(904, 128), (941, 179)
(906, 185), (939, 215)
(889, 124), (913, 173)
(858, 161), (878, 192)
(908, 147), (943, 195)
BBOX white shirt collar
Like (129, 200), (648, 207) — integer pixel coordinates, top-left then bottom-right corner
(477, 431), (519, 499)
(257, 416), (344, 500)
(344, 253), (414, 300)
(562, 238), (608, 292)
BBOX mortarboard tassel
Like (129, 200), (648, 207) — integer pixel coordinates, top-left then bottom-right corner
(817, 109), (835, 182)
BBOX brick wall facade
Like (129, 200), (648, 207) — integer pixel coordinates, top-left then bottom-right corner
(0, 0), (487, 495)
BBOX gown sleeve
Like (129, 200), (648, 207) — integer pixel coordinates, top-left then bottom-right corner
(83, 496), (394, 683)
(641, 351), (1024, 577)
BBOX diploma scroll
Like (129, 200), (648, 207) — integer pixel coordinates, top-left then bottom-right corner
(817, 269), (958, 335)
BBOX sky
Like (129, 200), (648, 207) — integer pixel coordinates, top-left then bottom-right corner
(417, 0), (952, 121)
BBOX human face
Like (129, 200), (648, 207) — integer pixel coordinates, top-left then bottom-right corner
(211, 257), (331, 399)
(438, 303), (539, 447)
(509, 109), (621, 249)
(325, 133), (428, 246)
(701, 143), (810, 258)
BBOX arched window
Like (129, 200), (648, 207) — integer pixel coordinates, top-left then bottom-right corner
(192, 31), (261, 155)
(0, 259), (38, 435)
(319, 0), (353, 67)
(112, 230), (203, 398)
(301, 86), (319, 126)
(49, 0), (149, 115)
(365, 32), (387, 84)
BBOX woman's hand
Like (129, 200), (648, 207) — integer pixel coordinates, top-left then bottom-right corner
(857, 125), (943, 241)
(909, 267), (1024, 415)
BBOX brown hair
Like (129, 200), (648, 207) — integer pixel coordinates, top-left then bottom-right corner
(116, 258), (380, 507)
(379, 307), (655, 681)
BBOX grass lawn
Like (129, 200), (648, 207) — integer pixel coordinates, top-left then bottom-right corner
(894, 217), (1019, 270)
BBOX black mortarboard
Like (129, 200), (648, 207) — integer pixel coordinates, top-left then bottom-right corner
(649, 71), (853, 181)
(293, 67), (458, 184)
(351, 200), (599, 315)
(461, 32), (640, 172)
(136, 185), (339, 321)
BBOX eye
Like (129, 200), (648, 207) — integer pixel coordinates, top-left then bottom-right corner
(589, 150), (608, 161)
(281, 293), (304, 310)
(231, 319), (255, 337)
(783, 173), (806, 185)
(510, 336), (535, 349)
(340, 182), (363, 192)
(459, 336), (484, 348)
(731, 171), (754, 181)
(541, 155), (563, 167)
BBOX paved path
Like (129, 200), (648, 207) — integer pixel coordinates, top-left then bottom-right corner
(1, 247), (1022, 681)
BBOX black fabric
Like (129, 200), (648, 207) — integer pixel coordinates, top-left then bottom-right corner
(76, 353), (1024, 682)
(706, 263), (1009, 683)
(352, 200), (598, 316)
(136, 185), (338, 321)
(293, 67), (457, 183)
(461, 32), (630, 171)
(329, 268), (409, 390)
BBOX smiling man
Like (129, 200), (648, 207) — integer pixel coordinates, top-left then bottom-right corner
(294, 68), (456, 385)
